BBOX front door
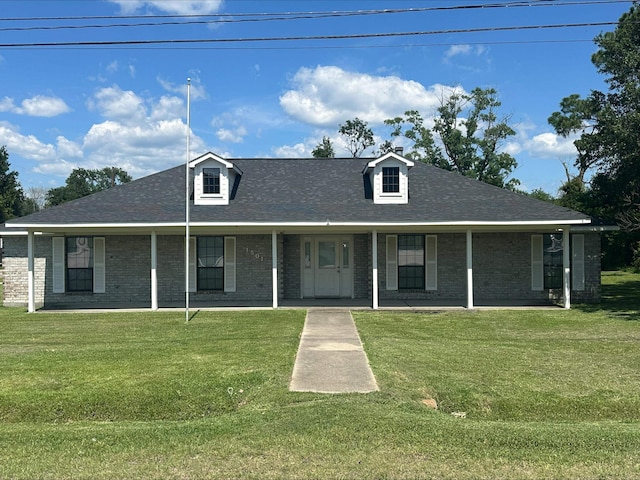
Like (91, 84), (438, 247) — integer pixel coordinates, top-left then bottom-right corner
(315, 239), (341, 297)
(302, 236), (353, 298)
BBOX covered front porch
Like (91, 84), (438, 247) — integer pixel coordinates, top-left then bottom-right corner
(17, 224), (582, 312)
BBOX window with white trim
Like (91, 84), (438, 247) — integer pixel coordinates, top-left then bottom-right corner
(67, 237), (93, 292)
(543, 233), (563, 289)
(52, 236), (106, 294)
(188, 236), (236, 293)
(197, 236), (224, 291)
(382, 167), (400, 193)
(398, 234), (425, 289)
(532, 233), (584, 291)
(386, 234), (437, 291)
(203, 167), (221, 194)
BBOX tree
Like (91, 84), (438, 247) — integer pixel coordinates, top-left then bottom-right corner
(548, 93), (606, 187)
(25, 186), (48, 211)
(312, 136), (335, 158)
(46, 167), (132, 207)
(385, 110), (447, 167)
(548, 3), (640, 266)
(385, 88), (519, 189)
(0, 146), (28, 223)
(339, 118), (375, 157)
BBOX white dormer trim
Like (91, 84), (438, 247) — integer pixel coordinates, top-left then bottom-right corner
(189, 152), (242, 206)
(363, 152), (414, 204)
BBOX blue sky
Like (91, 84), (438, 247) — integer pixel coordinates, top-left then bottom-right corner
(0, 0), (631, 195)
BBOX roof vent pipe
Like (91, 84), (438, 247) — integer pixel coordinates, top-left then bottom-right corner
(394, 147), (404, 155)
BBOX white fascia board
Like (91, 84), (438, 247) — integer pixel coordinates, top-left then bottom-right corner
(7, 218), (591, 230)
(363, 152), (415, 173)
(189, 152), (242, 174)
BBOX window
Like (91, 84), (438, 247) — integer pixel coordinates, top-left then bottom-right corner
(203, 167), (221, 194)
(543, 233), (563, 289)
(197, 236), (224, 290)
(66, 237), (93, 292)
(382, 167), (400, 193)
(398, 234), (425, 289)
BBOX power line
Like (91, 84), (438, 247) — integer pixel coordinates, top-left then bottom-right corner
(0, 21), (620, 49)
(0, 0), (630, 32)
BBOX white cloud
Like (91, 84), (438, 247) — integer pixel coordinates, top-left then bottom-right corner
(150, 95), (184, 121)
(280, 66), (450, 127)
(157, 76), (207, 101)
(0, 97), (16, 112)
(216, 126), (247, 143)
(444, 44), (487, 60)
(0, 121), (57, 162)
(445, 45), (472, 58)
(18, 95), (71, 117)
(0, 95), (70, 117)
(87, 85), (147, 124)
(107, 60), (119, 73)
(56, 137), (84, 159)
(527, 132), (578, 159)
(272, 142), (308, 158)
(109, 0), (223, 15)
(506, 121), (578, 160)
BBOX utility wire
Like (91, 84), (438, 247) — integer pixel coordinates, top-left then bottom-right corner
(0, 0), (630, 31)
(0, 21), (620, 49)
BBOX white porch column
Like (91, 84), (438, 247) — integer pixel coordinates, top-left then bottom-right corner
(272, 230), (278, 309)
(563, 227), (571, 309)
(466, 229), (474, 309)
(151, 231), (158, 310)
(27, 230), (35, 313)
(372, 230), (379, 310)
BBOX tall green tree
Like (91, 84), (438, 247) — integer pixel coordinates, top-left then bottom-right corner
(0, 146), (29, 223)
(548, 2), (640, 266)
(311, 136), (335, 158)
(339, 118), (375, 157)
(385, 88), (518, 189)
(46, 167), (132, 207)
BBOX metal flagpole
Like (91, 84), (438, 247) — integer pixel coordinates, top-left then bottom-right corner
(185, 78), (191, 323)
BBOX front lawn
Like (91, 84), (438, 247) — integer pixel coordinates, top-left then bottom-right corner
(0, 272), (639, 479)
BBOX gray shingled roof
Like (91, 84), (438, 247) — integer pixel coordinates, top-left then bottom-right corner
(6, 158), (590, 226)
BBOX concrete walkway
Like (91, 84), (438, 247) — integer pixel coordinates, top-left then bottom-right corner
(289, 309), (379, 394)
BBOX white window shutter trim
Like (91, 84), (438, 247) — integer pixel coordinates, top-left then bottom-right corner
(386, 235), (398, 291)
(93, 237), (106, 293)
(224, 236), (236, 292)
(572, 234), (585, 291)
(52, 237), (65, 293)
(426, 235), (437, 291)
(531, 234), (543, 291)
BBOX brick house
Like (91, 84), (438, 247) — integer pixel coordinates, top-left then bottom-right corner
(2, 151), (605, 311)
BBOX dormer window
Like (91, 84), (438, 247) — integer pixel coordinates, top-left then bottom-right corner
(363, 152), (414, 204)
(382, 167), (400, 193)
(189, 152), (242, 206)
(203, 168), (221, 194)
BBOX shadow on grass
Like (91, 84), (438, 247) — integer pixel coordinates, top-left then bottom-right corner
(574, 274), (640, 321)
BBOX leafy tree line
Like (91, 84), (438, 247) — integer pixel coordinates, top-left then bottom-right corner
(315, 87), (520, 190)
(0, 145), (131, 222)
(547, 1), (640, 269)
(0, 146), (37, 222)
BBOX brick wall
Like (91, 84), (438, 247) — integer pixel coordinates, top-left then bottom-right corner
(158, 234), (274, 304)
(2, 230), (601, 308)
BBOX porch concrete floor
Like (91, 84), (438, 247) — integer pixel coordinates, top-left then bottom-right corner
(37, 298), (562, 313)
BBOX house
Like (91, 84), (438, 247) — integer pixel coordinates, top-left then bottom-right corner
(1, 151), (606, 312)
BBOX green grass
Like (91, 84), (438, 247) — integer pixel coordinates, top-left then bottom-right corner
(0, 272), (639, 479)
